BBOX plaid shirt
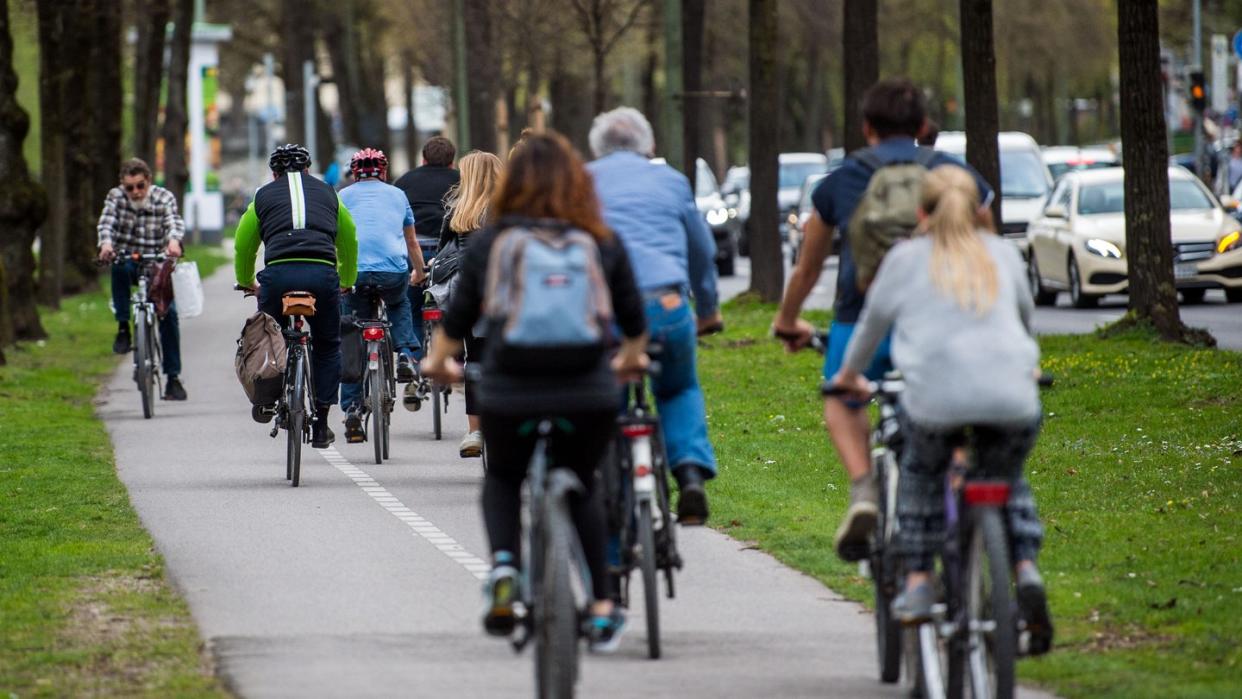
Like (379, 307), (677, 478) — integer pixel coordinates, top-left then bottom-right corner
(96, 184), (185, 253)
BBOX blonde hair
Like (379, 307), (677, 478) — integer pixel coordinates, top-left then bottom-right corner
(919, 165), (997, 314)
(448, 151), (503, 233)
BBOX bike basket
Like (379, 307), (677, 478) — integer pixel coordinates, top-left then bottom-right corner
(281, 292), (317, 316)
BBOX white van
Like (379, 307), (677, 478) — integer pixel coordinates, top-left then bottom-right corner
(934, 131), (1054, 255)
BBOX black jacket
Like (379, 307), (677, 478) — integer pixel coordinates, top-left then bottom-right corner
(393, 165), (460, 246)
(253, 171), (341, 264)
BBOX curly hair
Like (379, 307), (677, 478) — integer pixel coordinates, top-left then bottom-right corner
(491, 131), (611, 241)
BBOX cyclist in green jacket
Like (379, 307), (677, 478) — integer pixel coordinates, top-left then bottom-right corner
(235, 144), (359, 447)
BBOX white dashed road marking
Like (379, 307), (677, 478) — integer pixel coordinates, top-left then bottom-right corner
(315, 446), (492, 579)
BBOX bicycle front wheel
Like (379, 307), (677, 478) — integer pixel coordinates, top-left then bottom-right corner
(135, 315), (155, 419)
(432, 384), (442, 440)
(535, 505), (580, 698)
(287, 355), (305, 487)
(370, 362), (384, 465)
(954, 507), (1016, 699)
(638, 500), (661, 659)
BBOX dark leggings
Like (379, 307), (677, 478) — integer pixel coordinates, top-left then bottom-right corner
(897, 417), (1044, 572)
(463, 333), (484, 416)
(480, 411), (614, 601)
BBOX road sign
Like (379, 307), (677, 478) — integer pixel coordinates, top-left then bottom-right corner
(1233, 29), (1242, 59)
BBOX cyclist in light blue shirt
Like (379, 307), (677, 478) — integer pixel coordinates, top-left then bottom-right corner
(337, 148), (427, 443)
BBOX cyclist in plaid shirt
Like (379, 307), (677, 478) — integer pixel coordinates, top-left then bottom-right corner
(97, 157), (188, 401)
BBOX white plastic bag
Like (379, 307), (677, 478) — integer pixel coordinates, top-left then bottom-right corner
(172, 260), (204, 318)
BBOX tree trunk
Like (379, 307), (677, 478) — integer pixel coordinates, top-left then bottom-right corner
(842, 0), (878, 154)
(682, 0), (705, 191)
(36, 0), (67, 307)
(463, 0), (498, 153)
(802, 17), (825, 152)
(1117, 0), (1193, 342)
(88, 0), (122, 232)
(641, 14), (660, 147)
(960, 0), (1002, 227)
(0, 0), (48, 343)
(404, 55), (419, 171)
(281, 0), (311, 145)
(133, 0), (170, 165)
(747, 0), (782, 301)
(162, 0), (192, 208)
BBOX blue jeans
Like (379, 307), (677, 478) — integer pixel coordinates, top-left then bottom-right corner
(642, 292), (717, 476)
(111, 260), (181, 377)
(340, 271), (419, 411)
(256, 262), (342, 408)
(407, 241), (437, 360)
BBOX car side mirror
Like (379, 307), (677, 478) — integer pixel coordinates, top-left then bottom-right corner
(1222, 196), (1239, 212)
(1044, 204), (1067, 219)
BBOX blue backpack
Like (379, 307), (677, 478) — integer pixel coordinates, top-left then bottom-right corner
(482, 224), (614, 374)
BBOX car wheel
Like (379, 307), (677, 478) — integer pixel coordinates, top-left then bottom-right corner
(1226, 287), (1242, 303)
(1068, 255), (1098, 309)
(717, 254), (735, 278)
(738, 231), (750, 257)
(1180, 288), (1207, 304)
(1028, 255), (1058, 306)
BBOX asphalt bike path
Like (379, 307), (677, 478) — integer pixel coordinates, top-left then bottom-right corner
(101, 266), (1056, 698)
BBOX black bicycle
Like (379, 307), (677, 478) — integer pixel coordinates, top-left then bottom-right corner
(416, 289), (452, 440)
(351, 285), (396, 464)
(602, 365), (682, 660)
(238, 285), (318, 487)
(509, 419), (594, 698)
(111, 252), (166, 419)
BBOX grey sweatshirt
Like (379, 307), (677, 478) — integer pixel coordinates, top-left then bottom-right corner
(841, 233), (1041, 427)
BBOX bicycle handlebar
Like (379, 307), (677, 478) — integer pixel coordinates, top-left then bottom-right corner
(98, 251), (167, 267)
(773, 327), (826, 354)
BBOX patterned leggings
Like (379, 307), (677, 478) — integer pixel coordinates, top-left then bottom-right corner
(896, 417), (1044, 572)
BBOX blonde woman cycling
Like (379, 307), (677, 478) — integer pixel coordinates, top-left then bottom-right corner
(438, 151), (503, 458)
(828, 164), (1053, 653)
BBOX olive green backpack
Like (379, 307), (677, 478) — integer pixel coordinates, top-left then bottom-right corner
(848, 147), (937, 291)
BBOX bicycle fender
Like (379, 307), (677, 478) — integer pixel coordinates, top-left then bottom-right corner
(546, 468), (586, 501)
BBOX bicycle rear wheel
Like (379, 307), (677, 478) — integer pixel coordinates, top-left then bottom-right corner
(535, 504), (580, 698)
(873, 551), (902, 683)
(638, 500), (661, 659)
(370, 361), (384, 464)
(287, 355), (305, 487)
(135, 314), (155, 419)
(432, 385), (442, 440)
(953, 507), (1016, 699)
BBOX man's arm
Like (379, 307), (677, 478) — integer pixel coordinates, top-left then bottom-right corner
(405, 224), (426, 284)
(682, 196), (719, 320)
(838, 250), (902, 377)
(97, 189), (121, 248)
(773, 209), (834, 343)
(161, 190), (185, 256)
(335, 198), (358, 288)
(233, 202), (261, 287)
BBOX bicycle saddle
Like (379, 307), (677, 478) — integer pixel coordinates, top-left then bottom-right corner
(281, 291), (317, 316)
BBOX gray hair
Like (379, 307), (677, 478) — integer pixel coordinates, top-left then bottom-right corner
(589, 107), (655, 158)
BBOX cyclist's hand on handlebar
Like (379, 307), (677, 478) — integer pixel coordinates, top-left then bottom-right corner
(98, 243), (116, 263)
(409, 268), (427, 286)
(165, 239), (183, 258)
(696, 311), (724, 337)
(611, 350), (650, 383)
(420, 356), (463, 385)
(826, 370), (871, 401)
(772, 317), (816, 352)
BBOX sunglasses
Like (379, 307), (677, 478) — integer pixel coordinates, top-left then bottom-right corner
(123, 181), (148, 193)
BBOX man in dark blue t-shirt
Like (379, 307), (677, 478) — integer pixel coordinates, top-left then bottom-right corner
(772, 78), (993, 561)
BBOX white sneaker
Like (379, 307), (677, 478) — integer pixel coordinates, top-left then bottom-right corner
(460, 431), (483, 458)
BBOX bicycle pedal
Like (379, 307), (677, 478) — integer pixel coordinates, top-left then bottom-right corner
(269, 425), (279, 438)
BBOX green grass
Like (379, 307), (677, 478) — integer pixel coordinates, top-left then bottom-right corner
(0, 249), (230, 697)
(699, 295), (1242, 699)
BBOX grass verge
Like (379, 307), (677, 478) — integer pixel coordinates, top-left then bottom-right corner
(699, 295), (1242, 699)
(0, 247), (230, 697)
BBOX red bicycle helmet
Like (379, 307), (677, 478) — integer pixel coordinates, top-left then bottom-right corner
(350, 148), (388, 181)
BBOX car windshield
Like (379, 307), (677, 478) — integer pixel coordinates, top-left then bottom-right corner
(1047, 159), (1118, 181)
(780, 161), (827, 189)
(999, 150), (1050, 198)
(1078, 179), (1215, 215)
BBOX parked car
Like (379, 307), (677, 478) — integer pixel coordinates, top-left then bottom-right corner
(722, 166), (751, 255)
(935, 131), (1054, 255)
(694, 158), (742, 277)
(1042, 145), (1120, 181)
(1027, 166), (1242, 307)
(787, 173), (827, 265)
(779, 152), (830, 232)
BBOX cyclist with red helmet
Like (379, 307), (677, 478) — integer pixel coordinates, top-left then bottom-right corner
(338, 148), (428, 442)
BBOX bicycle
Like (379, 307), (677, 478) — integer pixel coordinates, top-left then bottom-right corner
(110, 252), (166, 419)
(350, 285), (397, 464)
(237, 285), (318, 487)
(415, 289), (452, 440)
(602, 359), (682, 660)
(509, 419), (595, 698)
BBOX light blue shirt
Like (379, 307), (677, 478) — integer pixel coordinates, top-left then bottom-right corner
(338, 179), (416, 273)
(587, 151), (718, 318)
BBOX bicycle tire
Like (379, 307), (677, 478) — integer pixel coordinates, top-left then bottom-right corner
(953, 507), (1016, 699)
(873, 551), (902, 683)
(288, 354), (305, 487)
(432, 384), (442, 440)
(382, 342), (393, 460)
(135, 315), (155, 419)
(371, 359), (384, 465)
(638, 499), (661, 660)
(535, 504), (580, 698)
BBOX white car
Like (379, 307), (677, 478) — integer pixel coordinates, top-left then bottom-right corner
(935, 131), (1054, 255)
(779, 152), (830, 217)
(1042, 145), (1121, 181)
(1027, 167), (1242, 307)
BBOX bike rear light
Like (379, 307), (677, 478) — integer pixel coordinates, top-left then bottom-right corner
(963, 481), (1011, 506)
(621, 424), (655, 438)
(422, 309), (443, 321)
(362, 327), (385, 341)
(634, 464), (652, 477)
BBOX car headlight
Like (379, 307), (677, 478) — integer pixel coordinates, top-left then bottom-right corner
(727, 208), (738, 219)
(706, 208), (729, 226)
(1218, 230), (1241, 254)
(1085, 238), (1122, 259)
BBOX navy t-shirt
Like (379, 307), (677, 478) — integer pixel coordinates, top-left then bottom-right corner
(812, 137), (994, 323)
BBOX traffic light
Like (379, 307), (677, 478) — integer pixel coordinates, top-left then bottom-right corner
(1189, 69), (1207, 112)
